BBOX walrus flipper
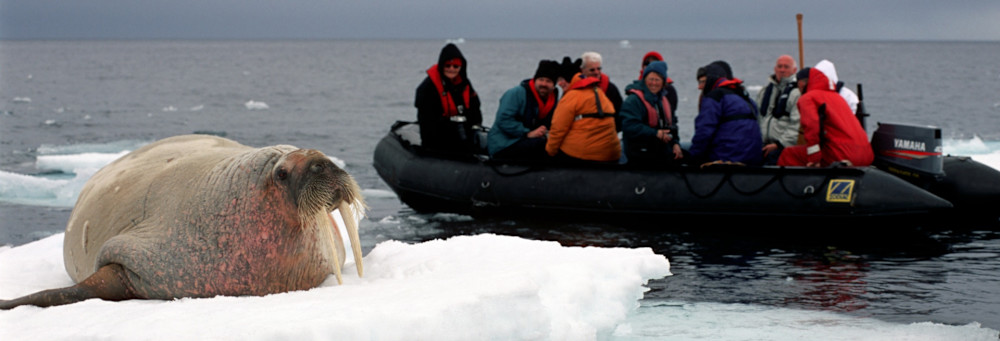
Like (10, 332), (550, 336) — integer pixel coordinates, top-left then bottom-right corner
(0, 264), (137, 309)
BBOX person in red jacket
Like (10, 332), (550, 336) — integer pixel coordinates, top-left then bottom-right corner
(778, 61), (873, 167)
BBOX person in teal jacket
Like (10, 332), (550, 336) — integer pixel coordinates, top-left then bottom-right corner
(620, 61), (684, 167)
(486, 60), (561, 160)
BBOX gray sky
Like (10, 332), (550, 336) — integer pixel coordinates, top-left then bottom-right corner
(2, 0), (998, 41)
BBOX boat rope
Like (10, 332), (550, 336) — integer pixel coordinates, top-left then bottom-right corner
(681, 168), (832, 199)
(726, 173), (781, 195)
(777, 172), (832, 199)
(680, 171), (731, 199)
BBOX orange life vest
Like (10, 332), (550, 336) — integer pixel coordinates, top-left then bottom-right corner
(627, 89), (672, 128)
(426, 65), (472, 117)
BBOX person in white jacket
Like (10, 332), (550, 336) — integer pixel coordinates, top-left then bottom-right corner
(816, 59), (859, 114)
(755, 55), (802, 165)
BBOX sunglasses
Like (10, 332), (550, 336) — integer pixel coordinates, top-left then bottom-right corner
(444, 63), (462, 69)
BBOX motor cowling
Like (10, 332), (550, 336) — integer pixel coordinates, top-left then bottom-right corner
(870, 122), (945, 186)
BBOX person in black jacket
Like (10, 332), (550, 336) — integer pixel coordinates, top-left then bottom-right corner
(414, 43), (483, 152)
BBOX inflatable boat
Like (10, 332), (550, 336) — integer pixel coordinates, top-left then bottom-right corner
(373, 121), (1000, 221)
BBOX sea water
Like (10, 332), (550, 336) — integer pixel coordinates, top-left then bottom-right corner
(2, 39), (999, 339)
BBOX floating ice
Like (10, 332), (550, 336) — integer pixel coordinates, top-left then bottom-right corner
(614, 301), (999, 340)
(0, 233), (671, 341)
(0, 151), (127, 207)
(328, 155), (346, 169)
(361, 189), (399, 199)
(35, 152), (129, 175)
(244, 100), (269, 110)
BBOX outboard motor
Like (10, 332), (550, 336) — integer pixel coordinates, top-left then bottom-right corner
(870, 122), (945, 188)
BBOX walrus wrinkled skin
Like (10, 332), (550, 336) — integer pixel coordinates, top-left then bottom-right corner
(1, 134), (366, 309)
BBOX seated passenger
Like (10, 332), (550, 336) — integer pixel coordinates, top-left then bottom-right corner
(778, 61), (873, 167)
(545, 73), (620, 163)
(487, 60), (561, 160)
(621, 61), (683, 167)
(756, 55), (802, 165)
(579, 52), (624, 130)
(633, 51), (678, 113)
(688, 61), (763, 166)
(414, 43), (483, 152)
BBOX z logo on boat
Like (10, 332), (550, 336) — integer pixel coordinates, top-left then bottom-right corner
(826, 179), (855, 203)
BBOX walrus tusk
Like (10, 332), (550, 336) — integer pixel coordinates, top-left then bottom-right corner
(339, 200), (364, 278)
(326, 212), (344, 285)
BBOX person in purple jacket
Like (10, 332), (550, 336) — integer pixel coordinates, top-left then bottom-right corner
(688, 61), (763, 166)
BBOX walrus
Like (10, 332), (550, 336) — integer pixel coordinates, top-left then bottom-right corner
(0, 134), (366, 309)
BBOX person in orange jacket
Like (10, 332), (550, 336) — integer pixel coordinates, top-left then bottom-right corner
(545, 73), (620, 163)
(778, 60), (873, 167)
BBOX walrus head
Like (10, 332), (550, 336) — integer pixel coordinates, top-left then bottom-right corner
(272, 148), (367, 283)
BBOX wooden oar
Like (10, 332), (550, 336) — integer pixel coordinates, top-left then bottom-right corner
(797, 13), (804, 67)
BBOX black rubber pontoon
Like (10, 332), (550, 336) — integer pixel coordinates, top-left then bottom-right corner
(373, 122), (973, 220)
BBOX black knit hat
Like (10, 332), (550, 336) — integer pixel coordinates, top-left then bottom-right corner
(796, 67), (811, 81)
(533, 60), (561, 82)
(558, 56), (582, 81)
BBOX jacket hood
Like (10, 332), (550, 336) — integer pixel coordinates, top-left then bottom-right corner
(641, 51), (664, 76)
(810, 59), (840, 90)
(642, 51), (664, 64)
(807, 61), (837, 93)
(701, 62), (732, 97)
(568, 72), (601, 90)
(708, 60), (733, 78)
(436, 43), (468, 81)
